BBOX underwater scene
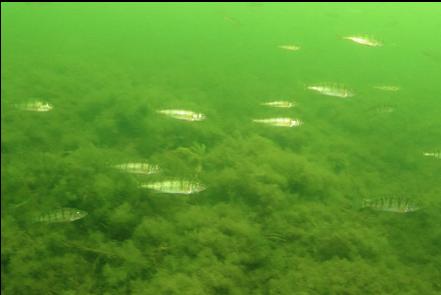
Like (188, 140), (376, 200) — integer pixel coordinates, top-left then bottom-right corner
(1, 2), (441, 294)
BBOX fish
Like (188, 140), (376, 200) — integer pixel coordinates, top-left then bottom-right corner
(343, 36), (382, 47)
(139, 179), (206, 194)
(278, 44), (301, 51)
(361, 197), (421, 213)
(113, 162), (160, 175)
(35, 208), (88, 223)
(373, 85), (400, 92)
(373, 104), (395, 114)
(307, 84), (354, 98)
(423, 152), (441, 159)
(261, 101), (295, 108)
(252, 118), (303, 127)
(223, 16), (241, 27)
(157, 109), (206, 121)
(16, 101), (53, 112)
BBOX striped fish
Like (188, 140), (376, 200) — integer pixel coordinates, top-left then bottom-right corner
(423, 151), (441, 159)
(139, 179), (206, 194)
(372, 104), (395, 114)
(113, 162), (160, 175)
(261, 101), (295, 108)
(307, 84), (354, 98)
(35, 208), (88, 223)
(157, 109), (206, 121)
(253, 118), (303, 127)
(361, 197), (421, 213)
(16, 101), (53, 112)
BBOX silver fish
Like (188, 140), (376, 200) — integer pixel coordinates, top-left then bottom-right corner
(140, 179), (206, 194)
(362, 197), (421, 213)
(16, 101), (53, 112)
(423, 152), (441, 159)
(113, 163), (160, 175)
(307, 84), (354, 98)
(157, 109), (206, 121)
(253, 118), (303, 127)
(373, 85), (400, 92)
(261, 101), (295, 108)
(35, 208), (88, 223)
(278, 44), (301, 51)
(343, 36), (382, 47)
(373, 105), (395, 114)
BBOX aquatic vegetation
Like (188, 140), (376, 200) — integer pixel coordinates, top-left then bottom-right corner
(175, 142), (207, 173)
(2, 3), (440, 295)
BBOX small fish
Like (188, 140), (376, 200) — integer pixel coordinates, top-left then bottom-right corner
(261, 101), (295, 108)
(140, 179), (206, 194)
(423, 152), (441, 159)
(157, 109), (206, 121)
(373, 104), (395, 114)
(307, 84), (354, 98)
(278, 44), (301, 51)
(361, 197), (421, 213)
(253, 118), (303, 127)
(16, 101), (53, 112)
(113, 163), (160, 175)
(373, 85), (400, 92)
(223, 16), (241, 27)
(35, 208), (88, 223)
(343, 36), (382, 47)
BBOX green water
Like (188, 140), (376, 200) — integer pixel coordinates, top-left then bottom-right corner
(1, 3), (441, 294)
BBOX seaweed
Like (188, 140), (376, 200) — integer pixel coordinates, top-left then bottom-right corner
(2, 3), (441, 294)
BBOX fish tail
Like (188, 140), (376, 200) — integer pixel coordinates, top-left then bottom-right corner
(353, 198), (370, 210)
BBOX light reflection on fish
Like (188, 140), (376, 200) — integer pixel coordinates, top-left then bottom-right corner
(140, 179), (206, 194)
(361, 197), (421, 213)
(307, 84), (354, 98)
(253, 118), (303, 127)
(343, 36), (382, 47)
(157, 109), (206, 121)
(35, 208), (88, 223)
(113, 163), (160, 175)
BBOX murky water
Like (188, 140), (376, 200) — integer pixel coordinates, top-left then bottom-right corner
(2, 3), (440, 294)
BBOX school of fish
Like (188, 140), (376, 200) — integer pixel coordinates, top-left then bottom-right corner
(21, 24), (432, 224)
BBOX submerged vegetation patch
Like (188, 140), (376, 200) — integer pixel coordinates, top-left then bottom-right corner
(2, 2), (441, 294)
